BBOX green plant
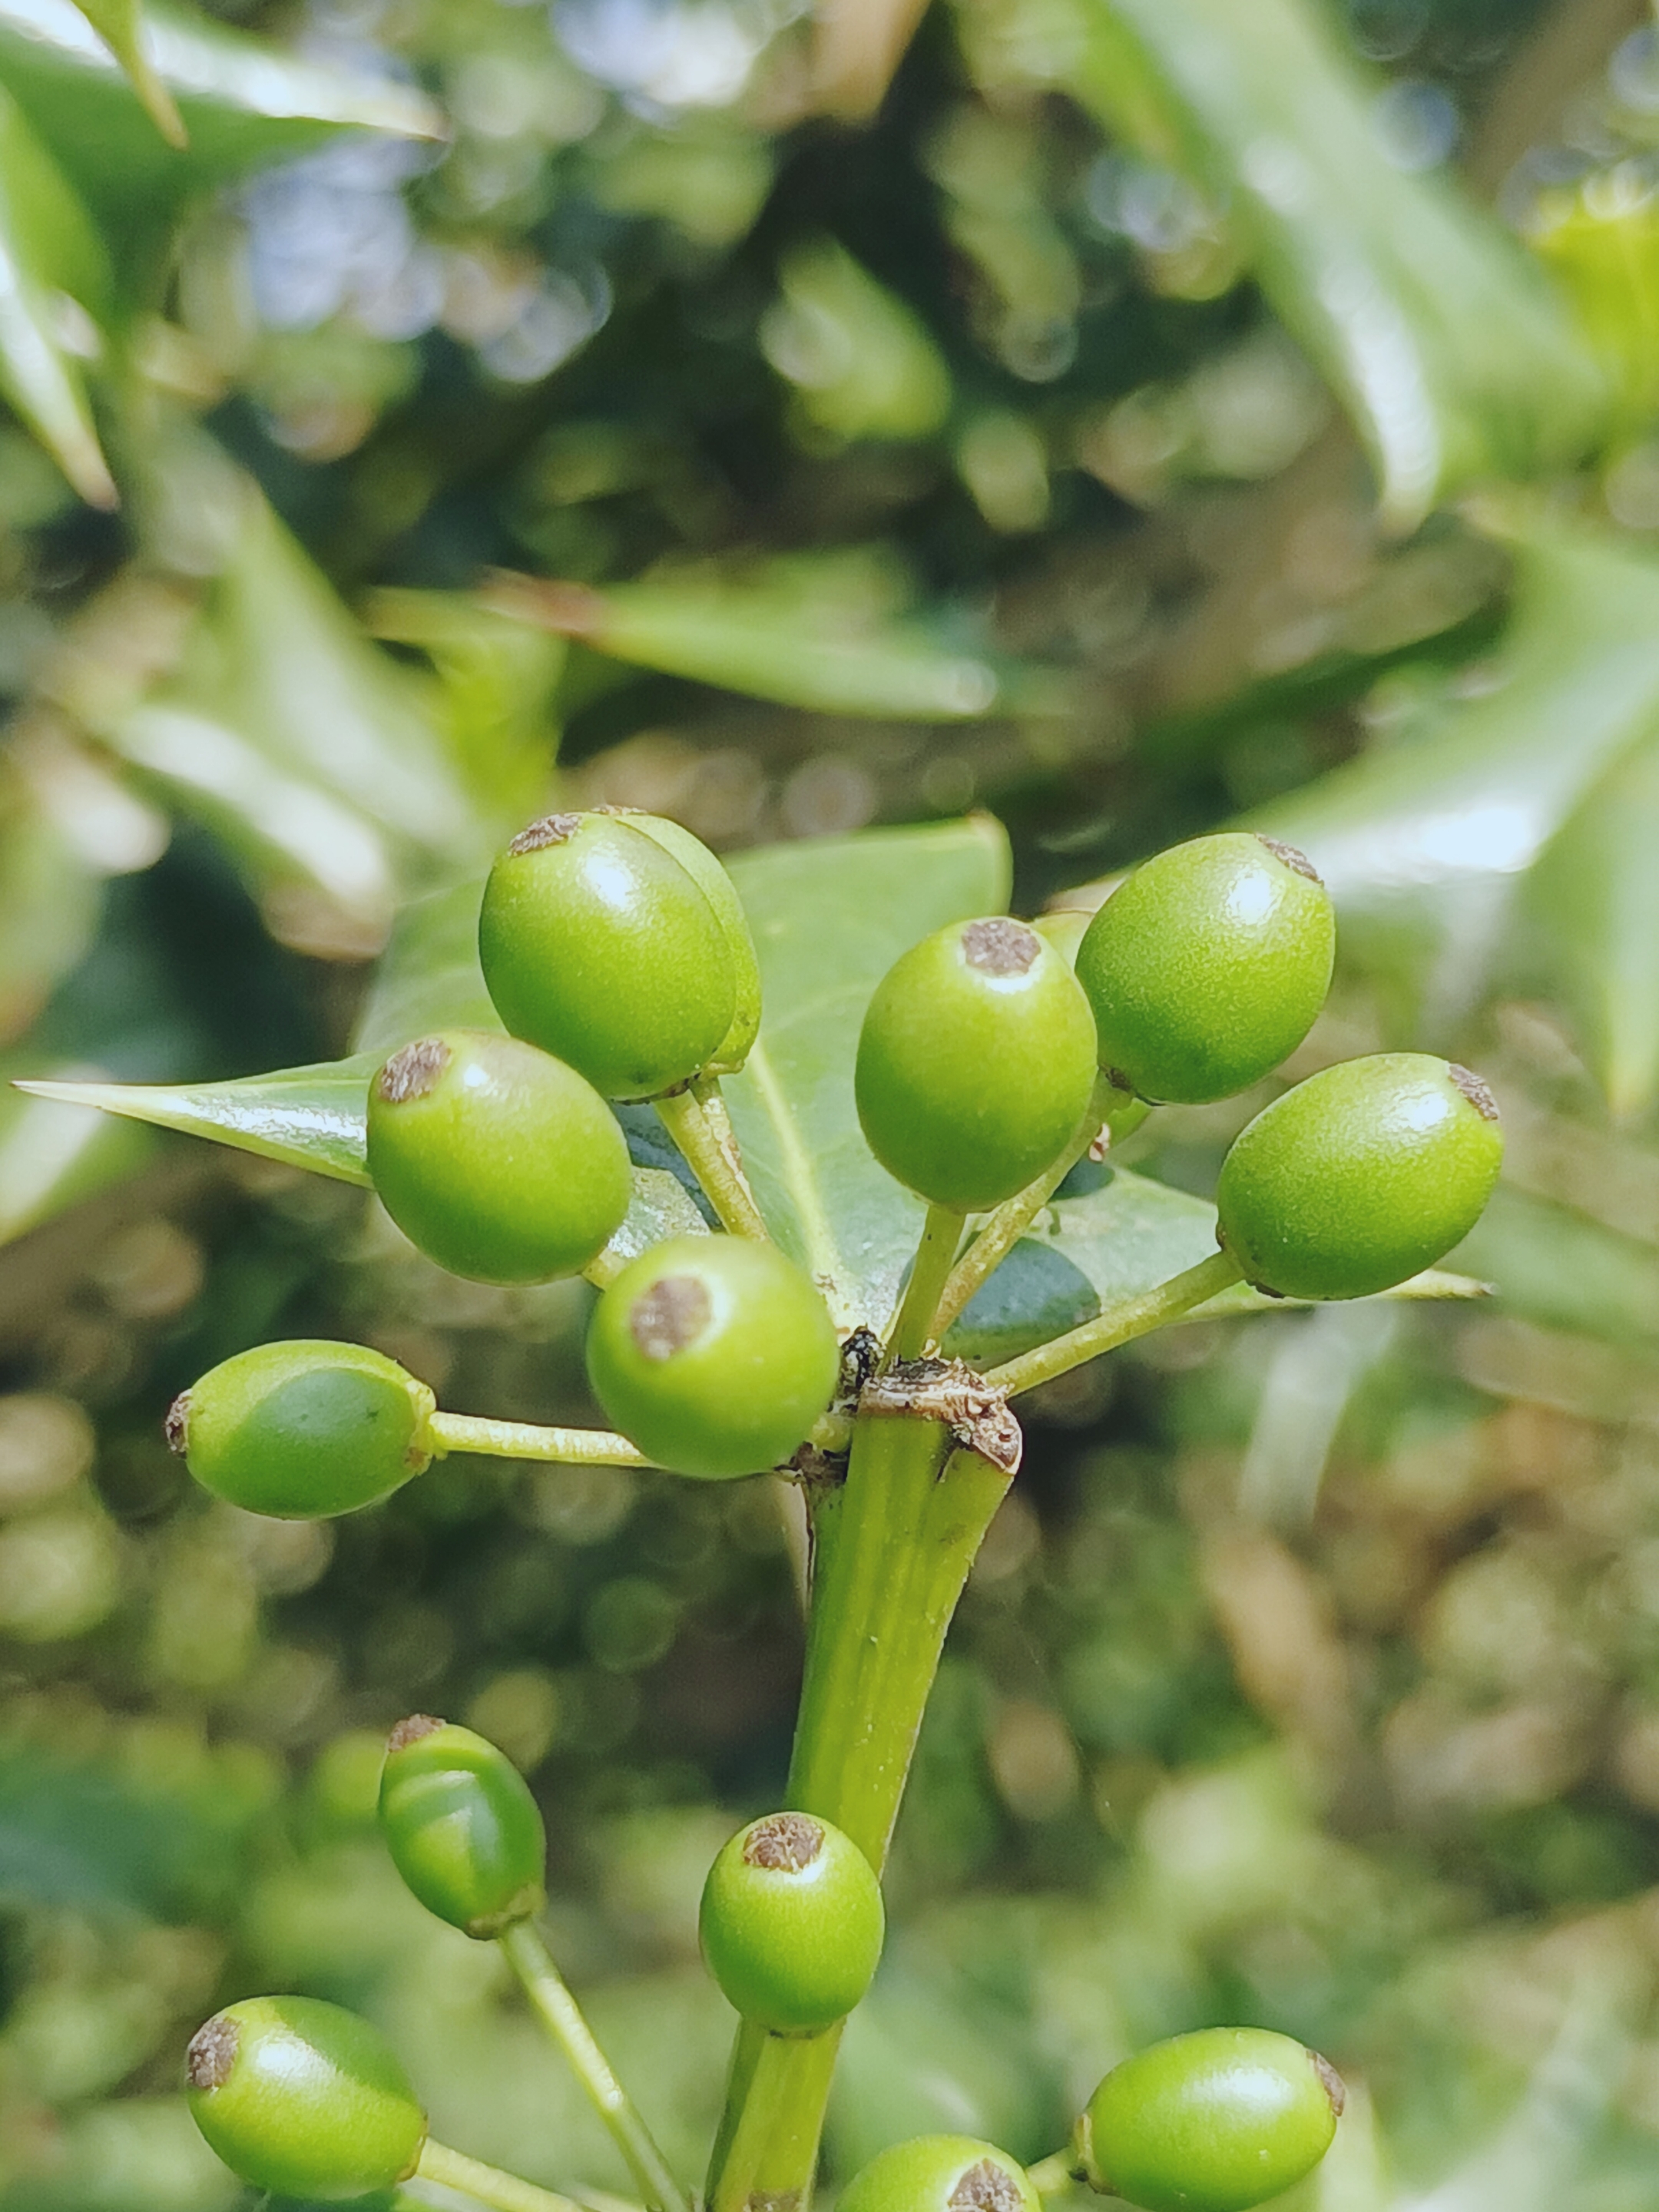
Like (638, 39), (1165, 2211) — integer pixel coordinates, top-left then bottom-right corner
(165, 1339), (435, 1519)
(366, 1029), (633, 1284)
(1065, 2028), (1345, 2212)
(699, 1810), (885, 2032)
(1075, 836), (1335, 1105)
(73, 807), (1504, 2212)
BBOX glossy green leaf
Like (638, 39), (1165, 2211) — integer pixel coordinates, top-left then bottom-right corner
(944, 1164), (1484, 1366)
(1240, 518), (1659, 1061)
(1053, 0), (1609, 528)
(485, 558), (1061, 721)
(353, 876), (499, 1055)
(0, 0), (441, 237)
(720, 816), (1012, 1330)
(69, 0), (184, 145)
(0, 80), (114, 506)
(18, 1055), (379, 1184)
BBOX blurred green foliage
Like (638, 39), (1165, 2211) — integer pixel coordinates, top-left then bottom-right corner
(5, 0), (1659, 2206)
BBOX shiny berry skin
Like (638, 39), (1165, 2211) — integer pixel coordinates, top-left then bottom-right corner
(1073, 2028), (1344, 2212)
(855, 917), (1098, 1213)
(185, 1996), (426, 2201)
(379, 1715), (546, 1938)
(478, 810), (736, 1099)
(700, 1810), (883, 2032)
(1217, 1053), (1503, 1301)
(166, 1341), (434, 1520)
(585, 1236), (839, 1479)
(366, 1029), (631, 1285)
(605, 810), (762, 1075)
(837, 2136), (1041, 2212)
(1075, 834), (1335, 1104)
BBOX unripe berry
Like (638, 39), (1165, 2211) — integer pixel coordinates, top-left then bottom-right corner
(185, 1996), (426, 2201)
(604, 810), (762, 1075)
(366, 1029), (631, 1284)
(1217, 1053), (1503, 1301)
(700, 1810), (883, 2032)
(838, 2136), (1041, 2212)
(1075, 834), (1335, 1104)
(167, 1341), (434, 1520)
(379, 1715), (546, 1938)
(478, 811), (736, 1099)
(855, 917), (1098, 1213)
(585, 1236), (839, 1479)
(1074, 2028), (1344, 2212)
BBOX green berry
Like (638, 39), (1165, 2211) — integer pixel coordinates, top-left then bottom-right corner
(366, 1029), (631, 1285)
(379, 1714), (547, 1938)
(478, 810), (736, 1099)
(855, 917), (1098, 1213)
(167, 1341), (434, 1520)
(1075, 834), (1335, 1104)
(185, 1996), (426, 2201)
(605, 810), (762, 1075)
(700, 1810), (883, 2032)
(1217, 1053), (1503, 1301)
(585, 1236), (839, 1479)
(838, 2136), (1040, 2212)
(1074, 2028), (1344, 2212)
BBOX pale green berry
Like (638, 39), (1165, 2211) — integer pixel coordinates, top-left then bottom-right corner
(700, 1810), (883, 2032)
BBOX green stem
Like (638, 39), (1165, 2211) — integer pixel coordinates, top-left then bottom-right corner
(655, 1087), (771, 1242)
(428, 1413), (656, 1469)
(985, 1250), (1244, 1399)
(934, 1075), (1140, 1337)
(417, 2139), (593, 2212)
(886, 1202), (963, 1365)
(706, 1414), (1014, 2209)
(498, 1922), (690, 2212)
(1025, 2151), (1078, 2197)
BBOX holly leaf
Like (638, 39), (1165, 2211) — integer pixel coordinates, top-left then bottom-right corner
(0, 0), (441, 242)
(0, 81), (114, 506)
(1002, 0), (1609, 528)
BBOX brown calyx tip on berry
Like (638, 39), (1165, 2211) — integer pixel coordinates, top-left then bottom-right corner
(1256, 836), (1322, 885)
(1312, 2051), (1346, 2118)
(387, 1713), (446, 1753)
(630, 1275), (711, 1362)
(186, 2014), (238, 2091)
(962, 918), (1039, 978)
(743, 1811), (824, 1873)
(164, 1391), (190, 1455)
(949, 2159), (1022, 2212)
(377, 1038), (450, 1105)
(508, 811), (584, 856)
(1449, 1064), (1499, 1122)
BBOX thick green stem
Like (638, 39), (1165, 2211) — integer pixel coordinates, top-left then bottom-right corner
(498, 1922), (690, 2212)
(886, 1202), (963, 1365)
(656, 1086), (770, 1241)
(706, 1414), (1014, 2209)
(985, 1250), (1244, 1399)
(935, 1075), (1141, 1337)
(428, 1413), (656, 1469)
(417, 2139), (594, 2212)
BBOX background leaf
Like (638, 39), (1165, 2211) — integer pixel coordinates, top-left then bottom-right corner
(69, 0), (184, 147)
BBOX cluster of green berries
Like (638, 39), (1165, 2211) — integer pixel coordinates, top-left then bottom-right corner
(186, 1713), (1343, 2212)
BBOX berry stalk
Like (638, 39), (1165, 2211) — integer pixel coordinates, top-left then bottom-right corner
(985, 1249), (1244, 1399)
(1025, 2151), (1076, 2196)
(426, 1412), (657, 1469)
(498, 1922), (690, 2212)
(885, 1201), (963, 1364)
(654, 1086), (771, 1241)
(933, 1072), (1141, 1337)
(417, 2137), (601, 2212)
